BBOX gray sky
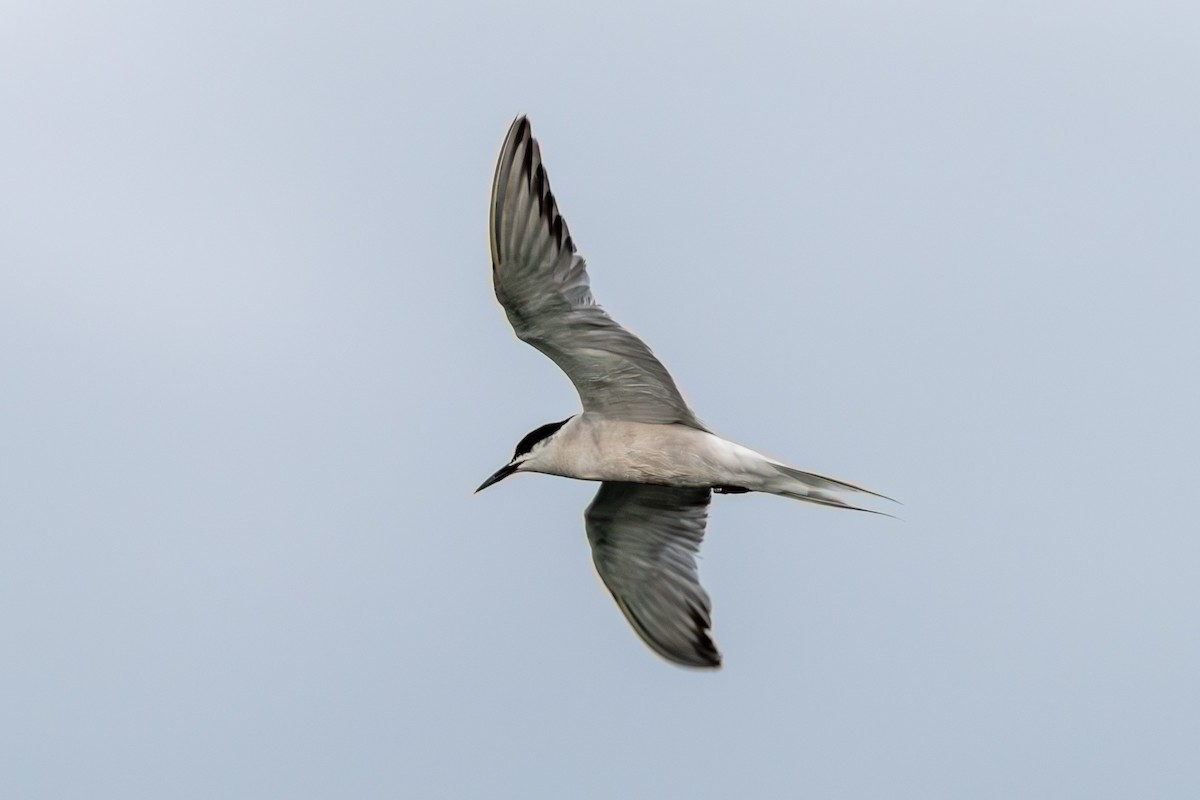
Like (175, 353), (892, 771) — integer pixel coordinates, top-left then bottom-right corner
(3, 1), (1198, 797)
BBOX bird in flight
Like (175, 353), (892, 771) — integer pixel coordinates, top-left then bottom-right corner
(477, 116), (888, 669)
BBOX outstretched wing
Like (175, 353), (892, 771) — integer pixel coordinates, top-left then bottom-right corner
(489, 116), (706, 429)
(585, 482), (720, 669)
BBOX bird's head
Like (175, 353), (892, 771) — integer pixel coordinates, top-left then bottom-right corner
(475, 417), (574, 493)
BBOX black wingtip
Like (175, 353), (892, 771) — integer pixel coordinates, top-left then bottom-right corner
(689, 606), (723, 669)
(508, 114), (531, 142)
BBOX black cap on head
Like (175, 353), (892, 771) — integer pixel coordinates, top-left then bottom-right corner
(512, 416), (573, 459)
(476, 416), (574, 494)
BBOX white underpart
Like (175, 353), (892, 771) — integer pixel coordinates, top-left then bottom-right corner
(518, 413), (870, 508)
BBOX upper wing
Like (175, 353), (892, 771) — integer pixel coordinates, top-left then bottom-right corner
(585, 482), (721, 669)
(489, 116), (706, 429)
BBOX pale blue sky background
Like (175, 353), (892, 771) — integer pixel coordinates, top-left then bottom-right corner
(3, 1), (1198, 797)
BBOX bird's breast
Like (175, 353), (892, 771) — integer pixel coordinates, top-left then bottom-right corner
(549, 418), (735, 487)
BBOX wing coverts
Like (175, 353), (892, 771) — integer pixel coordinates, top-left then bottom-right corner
(489, 116), (706, 429)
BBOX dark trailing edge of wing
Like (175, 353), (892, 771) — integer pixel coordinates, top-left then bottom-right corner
(618, 595), (722, 670)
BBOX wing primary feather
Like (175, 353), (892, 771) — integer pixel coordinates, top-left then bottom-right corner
(489, 119), (519, 268)
(488, 115), (709, 428)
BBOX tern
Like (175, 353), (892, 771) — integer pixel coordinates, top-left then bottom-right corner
(477, 116), (887, 669)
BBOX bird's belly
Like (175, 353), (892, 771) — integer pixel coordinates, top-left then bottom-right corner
(585, 457), (713, 486)
(565, 423), (736, 487)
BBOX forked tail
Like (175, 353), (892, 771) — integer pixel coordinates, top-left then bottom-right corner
(766, 463), (896, 516)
